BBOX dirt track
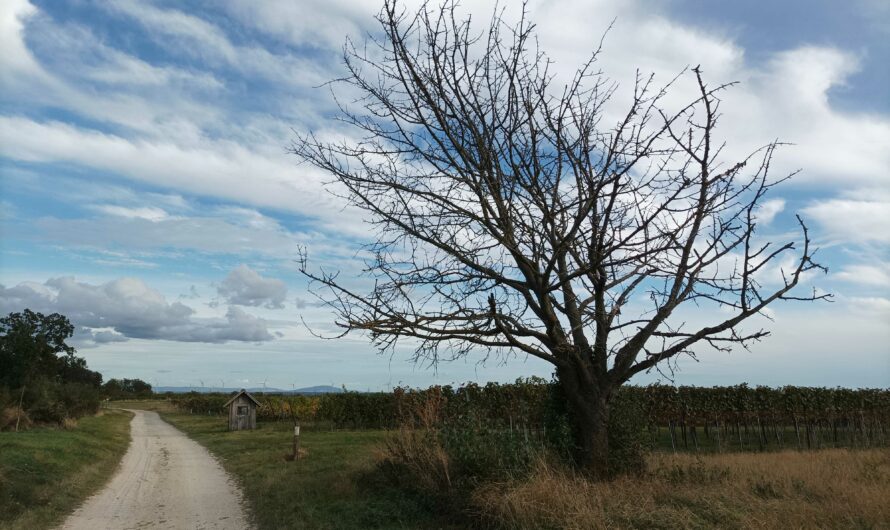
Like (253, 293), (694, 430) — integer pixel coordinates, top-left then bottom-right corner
(59, 409), (250, 529)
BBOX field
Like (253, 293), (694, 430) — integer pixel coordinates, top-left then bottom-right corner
(0, 409), (132, 529)
(110, 401), (890, 530)
(476, 449), (890, 529)
(155, 409), (457, 529)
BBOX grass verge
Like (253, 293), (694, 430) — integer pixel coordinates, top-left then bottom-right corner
(474, 448), (890, 529)
(0, 409), (132, 530)
(153, 411), (457, 530)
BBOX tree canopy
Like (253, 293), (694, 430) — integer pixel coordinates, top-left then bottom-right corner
(0, 309), (100, 389)
(292, 1), (828, 475)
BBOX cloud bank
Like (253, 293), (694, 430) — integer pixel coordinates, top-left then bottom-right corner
(0, 277), (274, 345)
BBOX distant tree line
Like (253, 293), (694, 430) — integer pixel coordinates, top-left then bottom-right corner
(102, 378), (153, 400)
(0, 309), (151, 430)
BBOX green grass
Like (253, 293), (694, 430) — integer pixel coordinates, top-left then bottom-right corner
(0, 409), (132, 530)
(154, 411), (457, 530)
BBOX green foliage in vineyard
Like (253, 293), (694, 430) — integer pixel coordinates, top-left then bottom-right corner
(169, 381), (890, 451)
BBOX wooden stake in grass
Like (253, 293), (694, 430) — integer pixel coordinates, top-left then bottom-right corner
(293, 423), (301, 460)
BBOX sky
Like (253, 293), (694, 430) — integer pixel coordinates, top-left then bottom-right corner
(1, 0), (888, 391)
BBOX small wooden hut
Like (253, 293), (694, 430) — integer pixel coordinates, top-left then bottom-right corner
(225, 389), (260, 431)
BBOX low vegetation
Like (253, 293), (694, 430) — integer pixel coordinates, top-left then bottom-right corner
(474, 449), (890, 529)
(154, 409), (458, 530)
(118, 394), (890, 529)
(0, 409), (132, 529)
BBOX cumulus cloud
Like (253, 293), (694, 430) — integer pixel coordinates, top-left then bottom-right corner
(0, 277), (274, 344)
(218, 265), (288, 309)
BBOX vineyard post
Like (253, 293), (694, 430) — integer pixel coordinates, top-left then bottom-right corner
(293, 423), (301, 460)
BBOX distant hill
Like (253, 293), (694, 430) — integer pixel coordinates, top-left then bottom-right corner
(153, 385), (345, 395)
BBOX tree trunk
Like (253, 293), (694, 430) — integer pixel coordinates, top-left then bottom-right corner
(574, 395), (610, 477)
(556, 364), (611, 478)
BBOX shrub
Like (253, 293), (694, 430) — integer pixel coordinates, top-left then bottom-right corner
(378, 385), (551, 515)
(18, 380), (100, 425)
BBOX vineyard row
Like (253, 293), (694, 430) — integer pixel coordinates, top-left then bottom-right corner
(165, 381), (889, 450)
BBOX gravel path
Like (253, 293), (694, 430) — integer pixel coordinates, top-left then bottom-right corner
(59, 409), (251, 530)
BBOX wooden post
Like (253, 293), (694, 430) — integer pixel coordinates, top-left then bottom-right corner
(293, 423), (301, 460)
(15, 384), (26, 432)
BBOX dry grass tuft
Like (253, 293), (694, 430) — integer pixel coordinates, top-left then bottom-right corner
(473, 449), (890, 529)
(0, 407), (32, 431)
(379, 427), (453, 494)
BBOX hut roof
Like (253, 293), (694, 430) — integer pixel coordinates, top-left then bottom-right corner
(224, 388), (261, 407)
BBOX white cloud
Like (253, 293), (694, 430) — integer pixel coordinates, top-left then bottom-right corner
(0, 277), (275, 343)
(92, 205), (170, 222)
(218, 265), (288, 309)
(36, 208), (307, 259)
(220, 0), (378, 49)
(754, 198), (786, 226)
(101, 0), (333, 89)
(0, 0), (38, 71)
(847, 296), (890, 317)
(802, 198), (890, 244)
(0, 116), (340, 223)
(104, 0), (236, 61)
(835, 264), (890, 287)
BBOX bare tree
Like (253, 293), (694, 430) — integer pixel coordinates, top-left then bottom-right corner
(291, 1), (829, 476)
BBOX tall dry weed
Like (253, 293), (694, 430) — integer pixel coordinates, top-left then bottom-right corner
(0, 407), (32, 431)
(474, 448), (890, 529)
(378, 392), (454, 496)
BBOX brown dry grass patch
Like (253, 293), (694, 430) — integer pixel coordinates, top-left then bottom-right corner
(473, 448), (890, 529)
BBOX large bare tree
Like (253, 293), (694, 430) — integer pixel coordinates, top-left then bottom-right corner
(292, 1), (828, 476)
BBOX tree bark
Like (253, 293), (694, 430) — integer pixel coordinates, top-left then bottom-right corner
(557, 364), (611, 478)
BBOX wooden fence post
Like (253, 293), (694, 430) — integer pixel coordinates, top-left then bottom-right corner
(293, 423), (301, 460)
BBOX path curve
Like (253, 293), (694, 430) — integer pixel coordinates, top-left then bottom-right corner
(59, 409), (251, 530)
